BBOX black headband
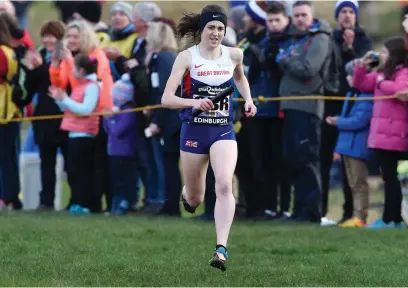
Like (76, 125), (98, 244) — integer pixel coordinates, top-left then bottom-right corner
(199, 12), (228, 34)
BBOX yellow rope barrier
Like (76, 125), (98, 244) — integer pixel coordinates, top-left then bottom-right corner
(6, 94), (398, 123)
(9, 104), (163, 122)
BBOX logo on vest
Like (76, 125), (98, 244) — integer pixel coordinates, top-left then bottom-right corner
(217, 62), (233, 69)
(197, 86), (225, 96)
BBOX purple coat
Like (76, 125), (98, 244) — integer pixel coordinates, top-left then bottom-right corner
(103, 103), (138, 157)
(353, 65), (408, 152)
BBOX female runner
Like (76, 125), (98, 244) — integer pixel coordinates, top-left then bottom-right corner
(162, 4), (256, 271)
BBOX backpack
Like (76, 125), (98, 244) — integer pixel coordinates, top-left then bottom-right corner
(305, 34), (341, 96)
(7, 45), (29, 109)
(7, 60), (29, 110)
(323, 39), (342, 95)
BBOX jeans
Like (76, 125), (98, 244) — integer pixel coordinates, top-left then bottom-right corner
(109, 156), (138, 205)
(145, 135), (165, 205)
(128, 137), (149, 208)
(283, 110), (322, 222)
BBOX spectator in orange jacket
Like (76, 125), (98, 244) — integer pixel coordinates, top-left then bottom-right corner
(49, 20), (113, 110)
(49, 20), (114, 213)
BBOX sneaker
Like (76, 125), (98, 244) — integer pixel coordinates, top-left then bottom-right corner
(68, 204), (90, 215)
(280, 211), (291, 220)
(337, 216), (352, 225)
(339, 217), (366, 228)
(264, 210), (278, 219)
(68, 204), (79, 214)
(209, 247), (229, 272)
(116, 200), (129, 215)
(320, 217), (337, 227)
(76, 205), (90, 215)
(366, 218), (394, 229)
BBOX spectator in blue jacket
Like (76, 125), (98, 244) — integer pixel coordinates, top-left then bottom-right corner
(258, 1), (294, 219)
(326, 59), (373, 227)
(241, 1), (293, 220)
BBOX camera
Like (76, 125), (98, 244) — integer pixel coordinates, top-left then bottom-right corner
(368, 52), (380, 68)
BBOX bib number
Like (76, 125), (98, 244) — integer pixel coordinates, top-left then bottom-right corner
(193, 94), (230, 117)
(211, 96), (230, 113)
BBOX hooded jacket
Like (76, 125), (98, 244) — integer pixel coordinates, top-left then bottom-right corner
(276, 19), (332, 119)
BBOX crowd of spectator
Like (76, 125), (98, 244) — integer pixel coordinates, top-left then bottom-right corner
(1, 0), (408, 229)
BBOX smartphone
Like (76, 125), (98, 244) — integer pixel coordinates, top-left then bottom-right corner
(54, 40), (63, 59)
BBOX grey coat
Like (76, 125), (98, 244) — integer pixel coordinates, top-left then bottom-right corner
(278, 19), (332, 119)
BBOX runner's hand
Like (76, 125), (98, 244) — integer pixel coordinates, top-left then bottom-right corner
(244, 100), (257, 117)
(194, 98), (214, 112)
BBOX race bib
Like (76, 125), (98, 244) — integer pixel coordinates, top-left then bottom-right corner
(192, 94), (230, 118)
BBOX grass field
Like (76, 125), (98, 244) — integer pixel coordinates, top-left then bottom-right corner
(1, 209), (407, 287)
(9, 2), (406, 286)
(5, 185), (404, 287)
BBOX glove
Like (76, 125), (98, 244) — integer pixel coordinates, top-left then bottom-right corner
(275, 48), (291, 64)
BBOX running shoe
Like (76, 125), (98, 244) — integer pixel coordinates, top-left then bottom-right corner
(181, 193), (196, 214)
(209, 247), (228, 272)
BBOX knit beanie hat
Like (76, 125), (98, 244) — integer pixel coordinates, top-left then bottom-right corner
(75, 1), (102, 24)
(245, 0), (268, 26)
(335, 0), (359, 21)
(112, 73), (134, 107)
(110, 1), (133, 21)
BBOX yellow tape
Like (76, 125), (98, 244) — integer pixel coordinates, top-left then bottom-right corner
(6, 94), (397, 123)
(9, 104), (163, 122)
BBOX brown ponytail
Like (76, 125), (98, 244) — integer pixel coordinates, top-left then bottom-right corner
(176, 13), (201, 43)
